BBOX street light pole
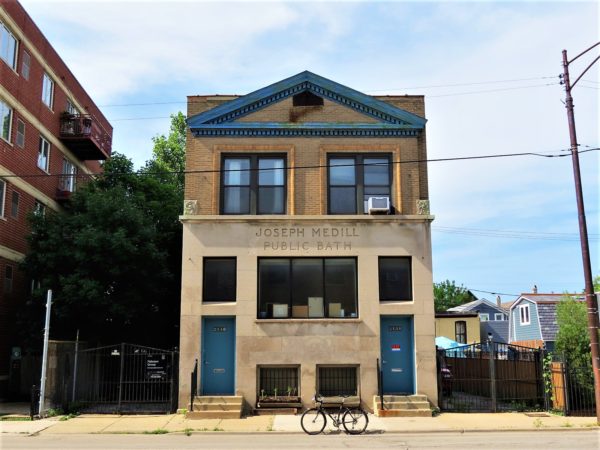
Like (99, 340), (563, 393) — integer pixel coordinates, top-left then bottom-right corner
(560, 43), (600, 424)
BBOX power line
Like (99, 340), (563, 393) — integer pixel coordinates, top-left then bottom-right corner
(1, 147), (597, 179)
(433, 226), (599, 242)
(467, 288), (520, 298)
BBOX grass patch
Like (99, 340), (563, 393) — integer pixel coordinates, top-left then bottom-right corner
(143, 428), (169, 434)
(212, 426), (224, 431)
(0, 416), (32, 421)
(183, 427), (193, 436)
(533, 418), (543, 428)
(561, 421), (573, 428)
(59, 413), (80, 421)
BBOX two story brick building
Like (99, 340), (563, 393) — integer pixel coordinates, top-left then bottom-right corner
(0, 1), (112, 398)
(179, 71), (436, 415)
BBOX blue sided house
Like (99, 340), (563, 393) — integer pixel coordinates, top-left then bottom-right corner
(508, 293), (584, 351)
(447, 298), (509, 343)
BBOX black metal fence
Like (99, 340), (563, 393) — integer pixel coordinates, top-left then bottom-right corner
(437, 342), (544, 412)
(63, 343), (178, 414)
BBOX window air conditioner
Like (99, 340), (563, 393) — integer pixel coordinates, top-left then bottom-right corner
(367, 196), (390, 214)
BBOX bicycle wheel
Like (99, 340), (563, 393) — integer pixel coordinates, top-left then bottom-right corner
(342, 407), (368, 434)
(301, 408), (327, 435)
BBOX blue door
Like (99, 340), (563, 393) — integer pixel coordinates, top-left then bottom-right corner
(380, 316), (414, 394)
(201, 317), (235, 395)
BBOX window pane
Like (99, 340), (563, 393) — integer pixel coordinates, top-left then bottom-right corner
(0, 180), (5, 217)
(330, 187), (356, 214)
(325, 259), (357, 318)
(258, 187), (284, 214)
(329, 158), (355, 185)
(223, 187), (250, 214)
(258, 158), (284, 186)
(318, 367), (357, 396)
(258, 259), (290, 318)
(203, 258), (236, 302)
(223, 158), (250, 186)
(379, 257), (412, 301)
(364, 158), (389, 185)
(1, 100), (11, 141)
(292, 259), (323, 316)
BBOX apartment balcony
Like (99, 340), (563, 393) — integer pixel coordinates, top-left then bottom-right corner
(55, 188), (72, 203)
(59, 113), (112, 160)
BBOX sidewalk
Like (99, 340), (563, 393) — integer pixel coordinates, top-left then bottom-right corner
(0, 412), (597, 435)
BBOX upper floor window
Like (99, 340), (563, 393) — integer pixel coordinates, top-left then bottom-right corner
(15, 119), (25, 148)
(38, 136), (50, 172)
(258, 257), (357, 319)
(480, 313), (489, 322)
(42, 73), (54, 109)
(0, 98), (12, 143)
(328, 154), (391, 214)
(4, 265), (13, 294)
(519, 304), (530, 325)
(221, 155), (286, 214)
(494, 313), (505, 321)
(455, 321), (467, 344)
(0, 179), (6, 217)
(33, 200), (46, 217)
(378, 257), (412, 301)
(66, 99), (78, 115)
(0, 21), (18, 70)
(21, 50), (30, 80)
(59, 158), (77, 192)
(11, 191), (19, 218)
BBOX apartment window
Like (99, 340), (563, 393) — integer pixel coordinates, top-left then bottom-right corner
(318, 366), (358, 397)
(37, 136), (50, 171)
(42, 73), (54, 109)
(21, 50), (30, 80)
(203, 258), (236, 302)
(59, 158), (77, 192)
(1, 98), (12, 142)
(0, 21), (18, 70)
(378, 257), (412, 301)
(519, 304), (530, 325)
(258, 366), (299, 398)
(16, 119), (25, 148)
(0, 179), (5, 217)
(11, 191), (19, 218)
(455, 321), (467, 344)
(328, 154), (391, 214)
(480, 313), (489, 322)
(66, 99), (78, 115)
(258, 258), (357, 319)
(4, 265), (13, 294)
(494, 313), (504, 321)
(221, 155), (286, 214)
(33, 200), (46, 217)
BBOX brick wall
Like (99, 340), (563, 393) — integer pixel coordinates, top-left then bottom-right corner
(185, 94), (428, 216)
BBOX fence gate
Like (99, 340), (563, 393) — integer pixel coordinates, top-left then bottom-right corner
(550, 359), (596, 416)
(437, 342), (544, 412)
(61, 343), (178, 414)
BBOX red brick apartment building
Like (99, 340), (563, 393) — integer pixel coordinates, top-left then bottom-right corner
(0, 0), (112, 398)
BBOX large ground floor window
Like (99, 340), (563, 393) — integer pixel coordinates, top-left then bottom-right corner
(318, 366), (359, 397)
(258, 258), (357, 319)
(258, 366), (300, 399)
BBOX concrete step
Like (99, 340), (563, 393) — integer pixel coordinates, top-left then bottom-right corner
(194, 395), (243, 404)
(186, 410), (241, 419)
(192, 403), (243, 412)
(380, 401), (430, 409)
(375, 408), (432, 417)
(254, 408), (298, 415)
(374, 394), (428, 402)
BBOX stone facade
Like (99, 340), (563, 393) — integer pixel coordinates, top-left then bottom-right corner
(179, 72), (436, 411)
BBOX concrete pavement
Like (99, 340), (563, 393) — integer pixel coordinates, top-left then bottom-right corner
(0, 412), (597, 435)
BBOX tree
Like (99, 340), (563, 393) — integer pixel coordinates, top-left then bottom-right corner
(21, 113), (186, 347)
(434, 280), (473, 312)
(555, 296), (590, 368)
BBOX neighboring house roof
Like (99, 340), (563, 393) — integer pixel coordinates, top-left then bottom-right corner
(435, 312), (478, 318)
(187, 71), (427, 137)
(509, 293), (585, 342)
(447, 298), (508, 314)
(481, 320), (509, 344)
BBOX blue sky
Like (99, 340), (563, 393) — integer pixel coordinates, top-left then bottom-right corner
(21, 0), (599, 300)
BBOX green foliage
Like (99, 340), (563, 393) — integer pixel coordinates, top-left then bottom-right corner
(555, 296), (591, 369)
(21, 113), (186, 347)
(433, 280), (473, 312)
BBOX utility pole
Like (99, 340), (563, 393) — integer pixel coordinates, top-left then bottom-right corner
(560, 42), (600, 424)
(39, 290), (52, 417)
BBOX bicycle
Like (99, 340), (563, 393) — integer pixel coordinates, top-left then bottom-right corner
(300, 394), (369, 435)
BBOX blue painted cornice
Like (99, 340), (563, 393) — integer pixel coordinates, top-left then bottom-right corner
(187, 71), (426, 137)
